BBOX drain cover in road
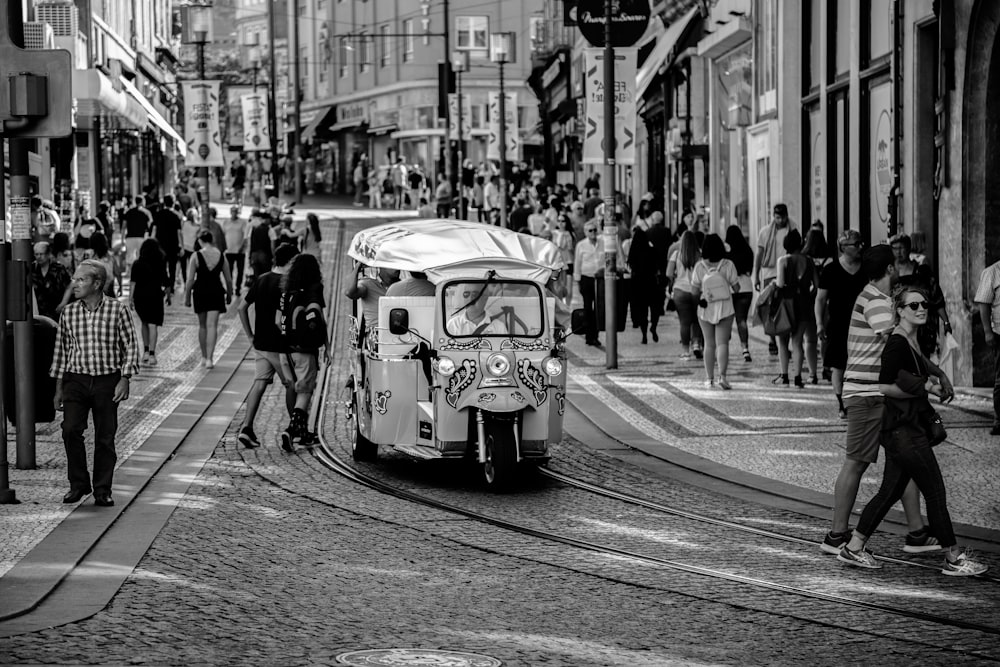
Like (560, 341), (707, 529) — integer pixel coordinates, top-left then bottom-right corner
(336, 648), (502, 666)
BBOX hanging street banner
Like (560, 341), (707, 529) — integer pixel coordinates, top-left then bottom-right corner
(583, 48), (637, 165)
(448, 93), (473, 142)
(241, 92), (271, 152)
(225, 85), (253, 151)
(182, 80), (225, 167)
(487, 91), (518, 162)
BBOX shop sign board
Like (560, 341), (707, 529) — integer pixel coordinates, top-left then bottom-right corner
(576, 0), (650, 48)
(487, 91), (518, 161)
(582, 48), (637, 165)
(337, 102), (368, 126)
(226, 85), (253, 150)
(182, 80), (225, 167)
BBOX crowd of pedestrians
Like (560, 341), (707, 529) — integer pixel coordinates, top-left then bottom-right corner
(17, 174), (328, 507)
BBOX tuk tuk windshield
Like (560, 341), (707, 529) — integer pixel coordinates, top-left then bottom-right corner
(444, 280), (545, 338)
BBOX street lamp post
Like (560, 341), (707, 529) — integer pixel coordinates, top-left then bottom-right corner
(452, 50), (469, 220)
(189, 4), (212, 225)
(490, 32), (515, 229)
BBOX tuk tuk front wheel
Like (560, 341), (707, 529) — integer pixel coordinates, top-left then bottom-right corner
(351, 395), (378, 462)
(483, 423), (517, 491)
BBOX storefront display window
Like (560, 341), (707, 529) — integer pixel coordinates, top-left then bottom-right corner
(833, 0), (851, 79)
(755, 0), (778, 115)
(807, 105), (824, 227)
(867, 78), (893, 245)
(713, 43), (752, 235)
(868, 0), (892, 63)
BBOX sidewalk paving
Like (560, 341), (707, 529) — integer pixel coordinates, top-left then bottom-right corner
(562, 312), (1000, 540)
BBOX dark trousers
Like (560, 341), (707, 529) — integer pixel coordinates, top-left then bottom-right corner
(579, 275), (599, 343)
(993, 338), (1000, 425)
(165, 251), (179, 289)
(673, 289), (703, 349)
(226, 252), (245, 290)
(61, 372), (121, 493)
(856, 423), (956, 547)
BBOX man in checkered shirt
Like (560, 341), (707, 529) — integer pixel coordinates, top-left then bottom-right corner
(50, 259), (141, 507)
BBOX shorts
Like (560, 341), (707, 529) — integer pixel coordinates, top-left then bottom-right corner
(844, 395), (884, 463)
(280, 351), (319, 393)
(254, 350), (288, 386)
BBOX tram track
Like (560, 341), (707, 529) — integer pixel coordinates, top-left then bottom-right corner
(307, 216), (1000, 659)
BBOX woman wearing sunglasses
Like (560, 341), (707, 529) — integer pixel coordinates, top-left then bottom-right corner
(837, 286), (987, 576)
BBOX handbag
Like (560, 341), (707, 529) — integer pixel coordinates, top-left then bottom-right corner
(907, 344), (948, 446)
(763, 296), (794, 336)
(666, 296), (677, 312)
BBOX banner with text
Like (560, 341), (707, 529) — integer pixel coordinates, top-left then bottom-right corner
(583, 48), (637, 165)
(182, 80), (225, 167)
(225, 85), (253, 150)
(487, 91), (518, 162)
(241, 92), (271, 152)
(448, 93), (473, 142)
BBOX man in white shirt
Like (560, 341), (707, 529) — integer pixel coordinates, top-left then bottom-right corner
(975, 259), (1000, 434)
(446, 284), (506, 336)
(573, 220), (603, 346)
(483, 176), (500, 225)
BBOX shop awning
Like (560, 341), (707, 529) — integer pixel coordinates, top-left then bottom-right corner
(368, 123), (398, 136)
(636, 7), (700, 100)
(72, 69), (147, 129)
(301, 106), (336, 143)
(119, 76), (185, 147)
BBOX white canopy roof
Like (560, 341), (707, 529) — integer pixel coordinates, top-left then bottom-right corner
(348, 219), (566, 284)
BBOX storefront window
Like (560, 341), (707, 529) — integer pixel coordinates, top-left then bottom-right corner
(806, 0), (822, 91)
(833, 0), (851, 79)
(868, 0), (892, 63)
(754, 0), (777, 115)
(867, 78), (893, 245)
(714, 44), (752, 235)
(807, 105), (824, 228)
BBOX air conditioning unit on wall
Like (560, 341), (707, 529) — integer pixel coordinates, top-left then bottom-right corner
(23, 22), (56, 50)
(34, 0), (79, 38)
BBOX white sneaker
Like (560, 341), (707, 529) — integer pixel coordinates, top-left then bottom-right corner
(147, 353), (158, 367)
(837, 545), (882, 569)
(205, 359), (215, 370)
(718, 377), (732, 390)
(942, 551), (989, 577)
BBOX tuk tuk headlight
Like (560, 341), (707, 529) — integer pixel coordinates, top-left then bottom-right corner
(486, 353), (511, 376)
(433, 356), (456, 376)
(542, 357), (563, 377)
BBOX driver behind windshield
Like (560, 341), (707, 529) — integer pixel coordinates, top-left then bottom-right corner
(446, 283), (507, 336)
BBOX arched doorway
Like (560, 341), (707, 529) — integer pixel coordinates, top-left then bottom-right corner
(963, 0), (1000, 385)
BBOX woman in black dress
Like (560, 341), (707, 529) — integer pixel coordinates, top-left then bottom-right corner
(184, 230), (233, 369)
(129, 238), (170, 366)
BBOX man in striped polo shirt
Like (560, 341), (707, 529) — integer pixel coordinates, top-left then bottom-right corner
(821, 244), (953, 555)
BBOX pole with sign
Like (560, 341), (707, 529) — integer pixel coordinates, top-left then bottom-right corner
(577, 0), (648, 369)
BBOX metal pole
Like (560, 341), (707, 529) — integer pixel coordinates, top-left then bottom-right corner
(0, 133), (16, 502)
(292, 1), (302, 205)
(498, 62), (508, 228)
(267, 0), (280, 199)
(602, 0), (617, 369)
(443, 0), (452, 191)
(197, 41), (210, 225)
(10, 138), (37, 467)
(457, 70), (464, 220)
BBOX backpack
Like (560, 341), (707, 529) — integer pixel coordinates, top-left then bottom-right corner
(279, 289), (327, 352)
(701, 263), (732, 303)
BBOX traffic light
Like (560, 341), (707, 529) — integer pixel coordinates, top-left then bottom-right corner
(0, 2), (73, 138)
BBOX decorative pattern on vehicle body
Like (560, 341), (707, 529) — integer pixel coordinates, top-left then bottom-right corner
(373, 390), (391, 415)
(440, 338), (493, 351)
(445, 359), (478, 408)
(516, 358), (548, 406)
(500, 338), (549, 352)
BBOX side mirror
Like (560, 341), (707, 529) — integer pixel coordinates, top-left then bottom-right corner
(570, 308), (587, 335)
(389, 308), (410, 335)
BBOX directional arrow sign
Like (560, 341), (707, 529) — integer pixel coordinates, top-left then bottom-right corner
(583, 48), (637, 165)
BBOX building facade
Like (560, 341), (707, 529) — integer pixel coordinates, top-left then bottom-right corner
(293, 0), (538, 196)
(11, 0), (182, 218)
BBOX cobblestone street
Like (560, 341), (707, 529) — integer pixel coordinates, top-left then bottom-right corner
(1, 210), (998, 666)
